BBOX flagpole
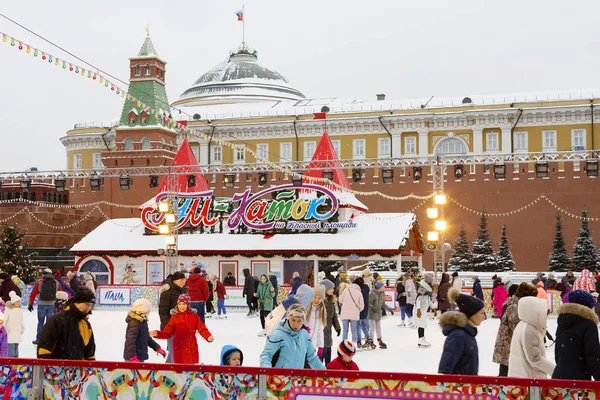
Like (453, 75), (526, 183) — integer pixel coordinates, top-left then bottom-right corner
(242, 4), (245, 45)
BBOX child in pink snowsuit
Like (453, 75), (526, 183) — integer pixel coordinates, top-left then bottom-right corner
(491, 279), (508, 317)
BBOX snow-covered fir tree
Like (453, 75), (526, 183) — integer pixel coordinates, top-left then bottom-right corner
(447, 225), (471, 271)
(0, 224), (37, 283)
(471, 212), (497, 272)
(548, 214), (571, 272)
(572, 209), (597, 272)
(497, 225), (515, 271)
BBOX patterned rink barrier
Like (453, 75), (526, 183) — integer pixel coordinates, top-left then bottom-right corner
(1, 358), (599, 400)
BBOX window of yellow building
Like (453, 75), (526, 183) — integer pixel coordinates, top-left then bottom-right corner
(352, 139), (366, 159)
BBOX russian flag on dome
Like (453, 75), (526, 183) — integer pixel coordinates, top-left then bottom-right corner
(235, 10), (244, 21)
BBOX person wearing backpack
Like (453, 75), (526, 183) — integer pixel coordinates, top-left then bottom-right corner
(28, 268), (60, 345)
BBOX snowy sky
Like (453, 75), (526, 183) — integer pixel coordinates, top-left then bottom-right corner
(1, 0), (600, 171)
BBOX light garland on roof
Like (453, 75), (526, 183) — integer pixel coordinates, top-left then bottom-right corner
(450, 195), (600, 221)
(0, 30), (430, 202)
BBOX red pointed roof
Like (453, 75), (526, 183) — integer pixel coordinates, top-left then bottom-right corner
(154, 138), (210, 195)
(303, 132), (351, 190)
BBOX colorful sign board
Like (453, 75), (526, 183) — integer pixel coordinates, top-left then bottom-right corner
(98, 287), (132, 306)
(141, 184), (344, 232)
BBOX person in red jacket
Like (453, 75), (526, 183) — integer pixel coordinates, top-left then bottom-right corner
(151, 294), (213, 364)
(211, 275), (227, 319)
(187, 267), (209, 323)
(326, 340), (360, 371)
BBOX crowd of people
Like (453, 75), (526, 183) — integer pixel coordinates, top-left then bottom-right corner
(2, 265), (600, 381)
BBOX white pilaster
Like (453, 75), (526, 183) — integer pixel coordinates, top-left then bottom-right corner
(199, 142), (209, 164)
(417, 130), (429, 156)
(472, 129), (483, 154)
(391, 132), (401, 158)
(501, 128), (512, 153)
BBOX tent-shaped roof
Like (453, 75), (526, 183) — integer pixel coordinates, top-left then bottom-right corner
(302, 131), (367, 211)
(141, 139), (210, 209)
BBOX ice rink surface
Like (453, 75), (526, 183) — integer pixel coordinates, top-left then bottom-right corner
(16, 308), (559, 376)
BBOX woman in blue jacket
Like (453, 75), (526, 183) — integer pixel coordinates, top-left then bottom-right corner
(260, 304), (325, 369)
(438, 288), (486, 375)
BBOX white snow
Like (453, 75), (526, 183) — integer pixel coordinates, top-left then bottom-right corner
(70, 213), (416, 253)
(15, 308), (559, 376)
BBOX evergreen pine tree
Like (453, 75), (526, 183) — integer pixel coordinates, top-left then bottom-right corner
(548, 214), (571, 272)
(471, 212), (498, 272)
(572, 209), (597, 272)
(447, 225), (472, 271)
(497, 225), (515, 271)
(0, 224), (37, 283)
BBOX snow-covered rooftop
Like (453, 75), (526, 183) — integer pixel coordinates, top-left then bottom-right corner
(71, 213), (417, 254)
(172, 88), (600, 121)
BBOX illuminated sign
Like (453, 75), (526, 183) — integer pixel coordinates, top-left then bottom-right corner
(142, 184), (342, 232)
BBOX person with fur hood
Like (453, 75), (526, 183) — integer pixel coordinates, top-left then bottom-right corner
(552, 290), (600, 380)
(493, 282), (538, 376)
(318, 279), (340, 365)
(573, 269), (596, 293)
(339, 278), (364, 343)
(414, 274), (434, 348)
(508, 297), (556, 378)
(123, 299), (166, 362)
(150, 294), (213, 364)
(438, 288), (486, 375)
(491, 277), (508, 318)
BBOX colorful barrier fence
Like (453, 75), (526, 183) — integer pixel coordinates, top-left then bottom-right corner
(0, 358), (598, 400)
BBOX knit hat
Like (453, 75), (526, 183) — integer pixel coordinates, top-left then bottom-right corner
(193, 267), (201, 274)
(337, 266), (345, 273)
(568, 290), (596, 309)
(451, 271), (459, 277)
(448, 288), (484, 318)
(515, 282), (538, 299)
(339, 272), (348, 280)
(132, 298), (151, 314)
(44, 268), (52, 275)
(313, 284), (325, 299)
(373, 272), (379, 279)
(73, 287), (96, 304)
(171, 271), (186, 281)
(319, 279), (334, 292)
(491, 274), (498, 280)
(8, 290), (20, 303)
(424, 274), (433, 284)
(286, 304), (306, 319)
(361, 269), (372, 278)
(338, 340), (356, 357)
(55, 291), (69, 301)
(177, 293), (191, 308)
(375, 281), (385, 290)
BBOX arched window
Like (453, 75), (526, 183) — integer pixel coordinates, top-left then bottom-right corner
(435, 138), (467, 155)
(123, 138), (133, 151)
(79, 259), (110, 284)
(141, 137), (151, 150)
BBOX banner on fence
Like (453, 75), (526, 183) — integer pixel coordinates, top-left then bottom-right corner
(98, 287), (132, 306)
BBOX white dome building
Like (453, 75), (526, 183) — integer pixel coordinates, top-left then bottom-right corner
(172, 44), (305, 107)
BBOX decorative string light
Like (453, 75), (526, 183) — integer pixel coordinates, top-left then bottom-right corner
(0, 197), (140, 209)
(449, 195), (600, 221)
(0, 30), (438, 202)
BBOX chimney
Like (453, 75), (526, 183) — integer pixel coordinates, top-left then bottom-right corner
(376, 94), (386, 101)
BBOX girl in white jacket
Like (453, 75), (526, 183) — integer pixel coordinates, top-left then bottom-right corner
(508, 296), (556, 378)
(414, 275), (434, 348)
(5, 290), (24, 357)
(306, 285), (327, 359)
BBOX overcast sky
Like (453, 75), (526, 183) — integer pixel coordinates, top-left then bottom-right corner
(0, 0), (599, 171)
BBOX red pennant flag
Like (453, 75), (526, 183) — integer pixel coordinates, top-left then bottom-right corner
(313, 112), (327, 120)
(263, 233), (275, 239)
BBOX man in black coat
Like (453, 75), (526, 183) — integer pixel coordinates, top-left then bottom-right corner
(158, 271), (187, 363)
(37, 287), (96, 360)
(242, 268), (256, 317)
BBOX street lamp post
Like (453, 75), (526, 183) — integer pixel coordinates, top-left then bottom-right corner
(157, 171), (179, 274)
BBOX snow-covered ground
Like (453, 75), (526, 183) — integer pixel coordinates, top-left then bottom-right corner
(15, 308), (558, 376)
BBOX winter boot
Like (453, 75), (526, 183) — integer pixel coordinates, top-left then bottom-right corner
(246, 310), (253, 317)
(356, 339), (363, 350)
(378, 339), (388, 349)
(418, 337), (431, 348)
(365, 338), (376, 350)
(397, 321), (406, 327)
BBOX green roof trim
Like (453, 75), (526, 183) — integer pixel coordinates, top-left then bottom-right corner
(119, 80), (170, 126)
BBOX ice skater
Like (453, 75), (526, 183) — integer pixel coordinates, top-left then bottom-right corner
(338, 277), (364, 343)
(124, 299), (166, 362)
(319, 279), (340, 365)
(4, 291), (24, 357)
(368, 281), (394, 349)
(326, 340), (359, 370)
(305, 284), (326, 359)
(414, 274), (434, 348)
